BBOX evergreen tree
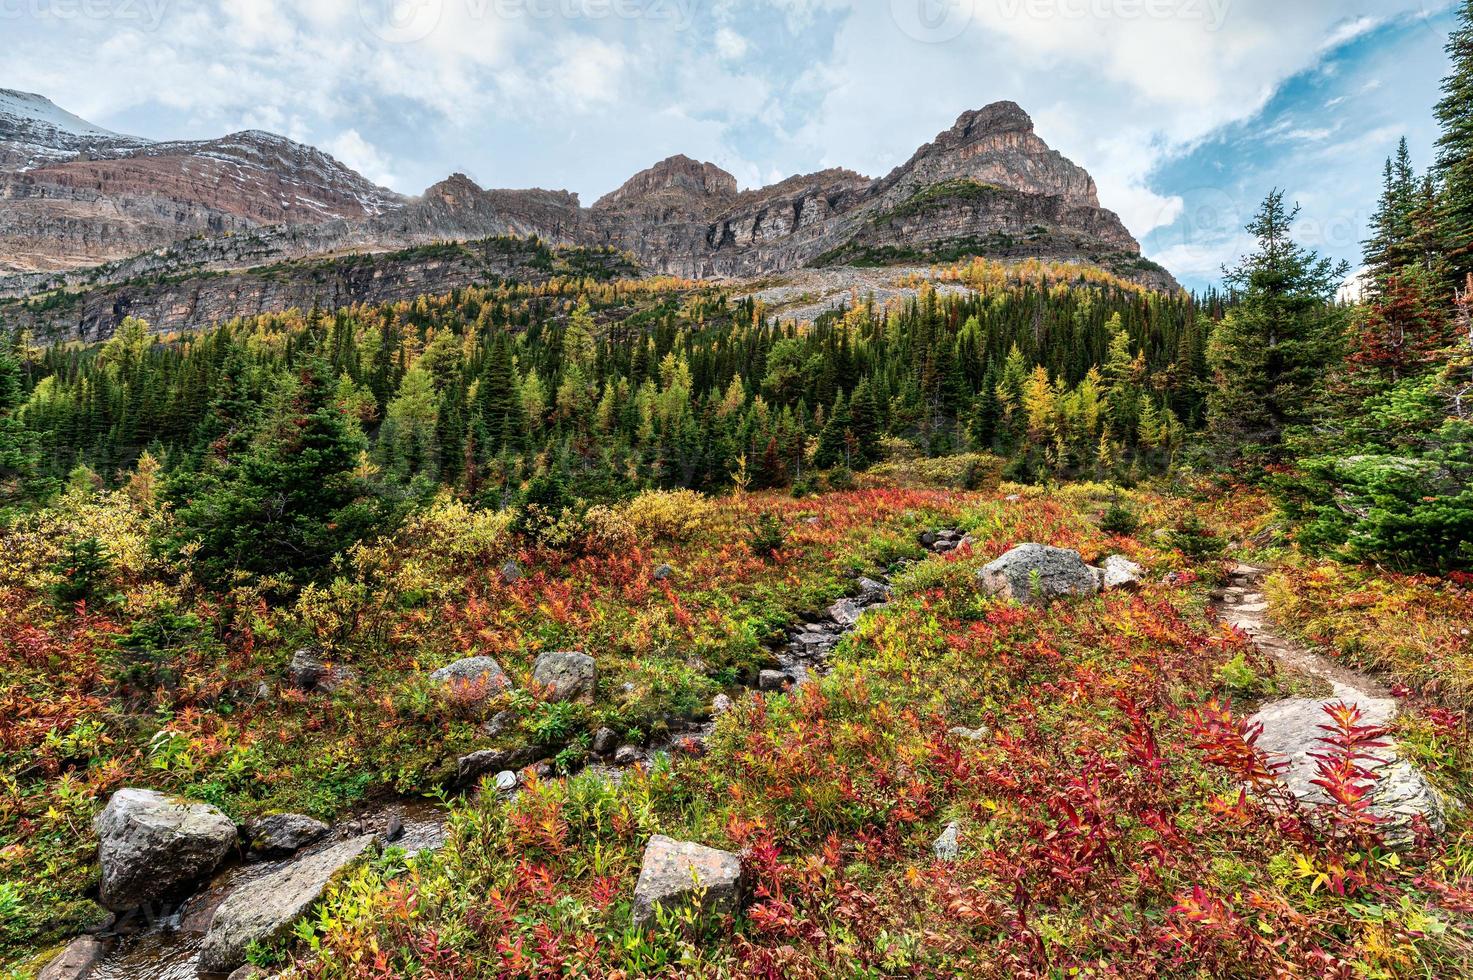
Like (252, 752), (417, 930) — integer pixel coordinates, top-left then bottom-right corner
(1207, 192), (1350, 457)
(1436, 0), (1473, 287)
(0, 346), (38, 503)
(170, 357), (379, 582)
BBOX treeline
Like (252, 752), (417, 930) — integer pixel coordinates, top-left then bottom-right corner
(5, 267), (1209, 501)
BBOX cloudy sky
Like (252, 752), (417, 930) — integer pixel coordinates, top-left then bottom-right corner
(2, 0), (1460, 290)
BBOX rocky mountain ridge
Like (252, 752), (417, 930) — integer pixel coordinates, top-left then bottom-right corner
(0, 92), (1178, 339)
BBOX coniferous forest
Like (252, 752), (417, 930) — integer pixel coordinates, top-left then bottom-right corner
(2, 5), (1473, 979)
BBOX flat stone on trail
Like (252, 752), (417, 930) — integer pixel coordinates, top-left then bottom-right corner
(979, 544), (1100, 607)
(198, 835), (376, 974)
(94, 789), (238, 911)
(632, 835), (744, 927)
(1250, 690), (1444, 846)
(531, 651), (596, 703)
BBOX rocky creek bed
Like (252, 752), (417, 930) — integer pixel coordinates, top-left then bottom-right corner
(59, 561), (905, 980)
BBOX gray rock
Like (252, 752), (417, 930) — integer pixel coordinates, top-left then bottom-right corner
(456, 746), (541, 786)
(383, 810), (405, 844)
(978, 544), (1100, 607)
(248, 814), (328, 855)
(227, 967), (268, 980)
(500, 560), (523, 584)
(286, 648), (323, 690)
(495, 771), (519, 793)
(758, 670), (790, 691)
(632, 835), (744, 927)
(94, 789), (237, 911)
(198, 835), (376, 974)
(38, 936), (109, 980)
(653, 564), (675, 582)
(482, 709), (518, 737)
(949, 726), (989, 742)
(592, 727), (619, 755)
(1250, 692), (1445, 847)
(531, 651), (597, 704)
(919, 532), (938, 548)
(1100, 556), (1144, 591)
(711, 694), (734, 716)
(614, 745), (644, 767)
(856, 578), (890, 603)
(828, 598), (864, 628)
(430, 656), (511, 703)
(933, 822), (960, 862)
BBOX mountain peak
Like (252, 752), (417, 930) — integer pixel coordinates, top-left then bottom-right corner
(594, 155), (738, 210)
(950, 101), (1035, 137)
(0, 87), (148, 171)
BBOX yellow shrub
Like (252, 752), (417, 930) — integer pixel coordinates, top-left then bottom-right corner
(581, 505), (637, 551)
(622, 490), (715, 542)
(871, 453), (1004, 492)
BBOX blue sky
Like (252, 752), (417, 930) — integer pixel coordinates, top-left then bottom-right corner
(2, 0), (1460, 290)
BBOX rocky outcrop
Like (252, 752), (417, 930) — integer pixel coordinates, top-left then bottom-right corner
(93, 789), (237, 911)
(1098, 555), (1145, 591)
(198, 835), (376, 974)
(0, 236), (635, 343)
(632, 835), (744, 928)
(979, 544), (1101, 607)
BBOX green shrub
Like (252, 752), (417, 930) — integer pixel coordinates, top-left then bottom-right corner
(1099, 502), (1140, 537)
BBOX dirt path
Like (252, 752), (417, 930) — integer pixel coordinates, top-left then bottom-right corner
(1216, 563), (1391, 700)
(1214, 563), (1445, 843)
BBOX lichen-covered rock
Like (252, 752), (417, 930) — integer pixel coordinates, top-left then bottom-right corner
(632, 835), (744, 927)
(531, 651), (596, 704)
(94, 789), (237, 911)
(500, 560), (523, 584)
(430, 656), (511, 703)
(1250, 693), (1445, 847)
(248, 814), (329, 855)
(978, 544), (1100, 606)
(653, 563), (675, 581)
(592, 727), (618, 755)
(198, 835), (376, 974)
(829, 598), (864, 628)
(933, 822), (960, 862)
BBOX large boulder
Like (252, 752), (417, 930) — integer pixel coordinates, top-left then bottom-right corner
(632, 835), (744, 927)
(1250, 693), (1445, 847)
(94, 789), (238, 911)
(531, 651), (596, 703)
(198, 835), (376, 974)
(430, 656), (511, 704)
(247, 814), (329, 856)
(978, 544), (1100, 607)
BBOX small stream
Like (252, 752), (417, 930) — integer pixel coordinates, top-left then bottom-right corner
(82, 566), (900, 979)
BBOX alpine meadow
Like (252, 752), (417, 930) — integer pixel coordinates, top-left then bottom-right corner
(2, 3), (1473, 979)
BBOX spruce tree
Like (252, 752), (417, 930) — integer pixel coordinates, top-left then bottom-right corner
(1207, 191), (1350, 457)
(1435, 0), (1473, 287)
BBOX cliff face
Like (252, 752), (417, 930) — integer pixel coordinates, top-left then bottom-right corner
(0, 97), (1178, 338)
(0, 238), (637, 342)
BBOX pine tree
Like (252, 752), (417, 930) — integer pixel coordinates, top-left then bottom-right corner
(1207, 191), (1350, 457)
(1364, 139), (1419, 288)
(1435, 0), (1473, 287)
(0, 346), (38, 503)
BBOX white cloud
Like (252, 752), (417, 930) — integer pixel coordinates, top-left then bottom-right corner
(715, 27), (750, 61)
(324, 129), (398, 188)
